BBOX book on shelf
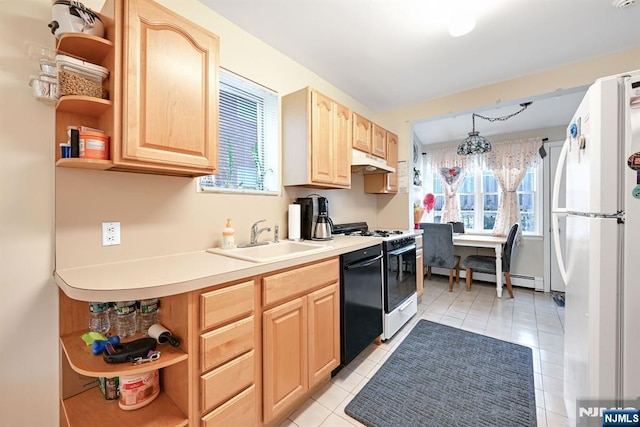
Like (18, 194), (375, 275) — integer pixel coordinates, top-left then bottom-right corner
(66, 125), (106, 135)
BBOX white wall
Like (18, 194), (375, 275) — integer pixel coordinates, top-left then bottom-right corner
(0, 1), (58, 425)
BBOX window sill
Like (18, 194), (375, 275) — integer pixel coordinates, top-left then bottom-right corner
(197, 185), (281, 196)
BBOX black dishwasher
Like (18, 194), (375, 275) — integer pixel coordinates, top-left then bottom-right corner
(337, 244), (383, 369)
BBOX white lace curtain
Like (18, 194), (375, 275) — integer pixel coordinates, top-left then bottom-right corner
(423, 137), (542, 238)
(485, 138), (542, 240)
(423, 147), (475, 223)
(440, 170), (467, 223)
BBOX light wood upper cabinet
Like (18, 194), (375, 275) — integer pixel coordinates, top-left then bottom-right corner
(353, 115), (386, 160)
(283, 87), (351, 188)
(352, 112), (372, 154)
(310, 92), (334, 184)
(372, 124), (387, 159)
(386, 131), (399, 192)
(334, 102), (352, 187)
(111, 0), (219, 176)
(364, 130), (399, 194)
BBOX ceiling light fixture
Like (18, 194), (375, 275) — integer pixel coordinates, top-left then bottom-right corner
(448, 11), (476, 37)
(457, 102), (533, 155)
(612, 0), (636, 8)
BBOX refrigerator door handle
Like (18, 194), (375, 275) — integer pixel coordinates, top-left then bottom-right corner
(552, 137), (570, 286)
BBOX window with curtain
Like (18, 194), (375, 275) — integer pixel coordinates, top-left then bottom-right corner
(425, 165), (541, 234)
(422, 137), (542, 236)
(198, 70), (279, 194)
(425, 165), (542, 234)
(459, 174), (475, 229)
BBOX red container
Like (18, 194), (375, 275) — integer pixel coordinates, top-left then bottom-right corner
(79, 130), (109, 160)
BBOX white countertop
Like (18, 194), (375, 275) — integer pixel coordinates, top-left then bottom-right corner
(55, 235), (384, 301)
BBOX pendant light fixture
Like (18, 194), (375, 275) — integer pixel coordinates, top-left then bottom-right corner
(457, 102), (533, 155)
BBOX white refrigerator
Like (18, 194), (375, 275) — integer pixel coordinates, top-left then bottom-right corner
(552, 70), (640, 425)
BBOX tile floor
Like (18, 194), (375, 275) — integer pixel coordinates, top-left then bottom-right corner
(280, 276), (569, 427)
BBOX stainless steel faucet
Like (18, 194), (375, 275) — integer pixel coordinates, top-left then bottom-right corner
(244, 219), (271, 247)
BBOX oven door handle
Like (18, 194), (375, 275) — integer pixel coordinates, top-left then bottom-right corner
(387, 244), (416, 256)
(398, 298), (414, 312)
(344, 254), (383, 270)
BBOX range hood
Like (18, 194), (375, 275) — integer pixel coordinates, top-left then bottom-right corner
(351, 149), (395, 174)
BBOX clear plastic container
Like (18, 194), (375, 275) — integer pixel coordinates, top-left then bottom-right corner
(114, 301), (137, 338)
(88, 302), (110, 334)
(108, 302), (117, 328)
(138, 298), (159, 335)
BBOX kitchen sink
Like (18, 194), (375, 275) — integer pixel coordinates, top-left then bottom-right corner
(207, 240), (330, 263)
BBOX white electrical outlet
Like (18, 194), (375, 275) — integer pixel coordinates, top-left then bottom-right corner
(102, 222), (121, 246)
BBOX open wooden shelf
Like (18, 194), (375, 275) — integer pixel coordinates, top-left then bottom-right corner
(56, 158), (113, 170)
(56, 96), (112, 116)
(60, 332), (188, 377)
(57, 33), (114, 65)
(62, 387), (188, 427)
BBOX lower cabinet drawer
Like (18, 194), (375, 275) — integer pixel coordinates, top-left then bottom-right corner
(201, 316), (254, 372)
(263, 258), (339, 306)
(201, 384), (255, 427)
(201, 280), (255, 330)
(201, 349), (254, 414)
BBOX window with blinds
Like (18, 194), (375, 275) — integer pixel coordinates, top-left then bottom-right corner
(199, 70), (279, 194)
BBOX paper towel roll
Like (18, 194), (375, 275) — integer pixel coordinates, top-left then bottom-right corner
(288, 204), (301, 241)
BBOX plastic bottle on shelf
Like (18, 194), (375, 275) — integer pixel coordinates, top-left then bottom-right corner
(114, 301), (137, 338)
(138, 298), (159, 335)
(88, 302), (110, 334)
(108, 302), (117, 327)
(222, 218), (235, 249)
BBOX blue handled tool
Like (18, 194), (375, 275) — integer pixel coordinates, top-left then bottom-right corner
(92, 336), (120, 355)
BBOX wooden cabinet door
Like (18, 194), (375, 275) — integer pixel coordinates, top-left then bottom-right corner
(352, 113), (372, 153)
(307, 283), (340, 387)
(372, 124), (387, 159)
(386, 131), (398, 192)
(263, 297), (308, 423)
(333, 102), (352, 187)
(121, 0), (219, 174)
(311, 91), (334, 185)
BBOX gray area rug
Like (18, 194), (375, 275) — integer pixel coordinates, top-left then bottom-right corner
(345, 320), (536, 427)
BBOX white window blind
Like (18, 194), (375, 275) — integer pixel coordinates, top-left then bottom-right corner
(199, 70), (279, 194)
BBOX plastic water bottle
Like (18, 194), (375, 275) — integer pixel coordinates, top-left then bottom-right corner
(114, 301), (137, 338)
(88, 302), (110, 334)
(138, 298), (159, 335)
(108, 302), (117, 327)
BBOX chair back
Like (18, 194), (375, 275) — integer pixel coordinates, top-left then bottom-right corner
(420, 223), (457, 269)
(502, 223), (519, 272)
(447, 221), (465, 234)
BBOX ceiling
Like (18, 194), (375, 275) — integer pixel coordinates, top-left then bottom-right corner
(412, 86), (589, 146)
(199, 0), (640, 145)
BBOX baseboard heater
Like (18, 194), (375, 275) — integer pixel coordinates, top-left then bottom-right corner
(429, 267), (544, 291)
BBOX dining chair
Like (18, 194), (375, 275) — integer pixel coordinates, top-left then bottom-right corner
(419, 223), (460, 291)
(462, 223), (519, 298)
(447, 221), (465, 234)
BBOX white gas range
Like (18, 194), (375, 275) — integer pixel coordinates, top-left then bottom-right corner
(333, 222), (418, 341)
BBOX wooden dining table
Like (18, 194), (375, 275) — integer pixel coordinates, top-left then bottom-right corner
(453, 234), (508, 298)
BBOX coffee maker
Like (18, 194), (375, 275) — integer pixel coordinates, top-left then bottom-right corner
(295, 196), (334, 240)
